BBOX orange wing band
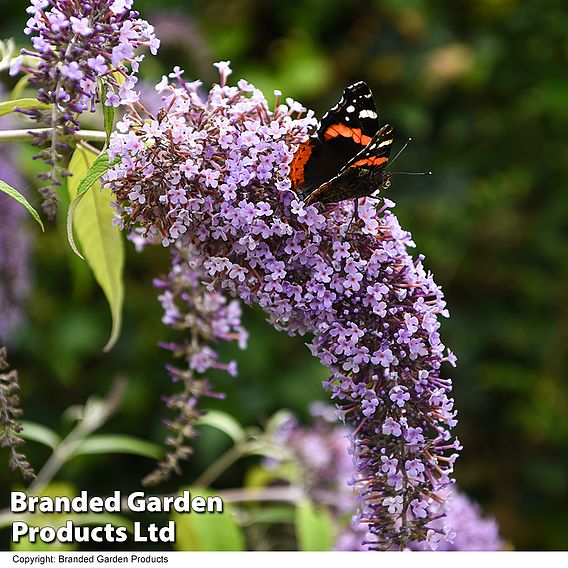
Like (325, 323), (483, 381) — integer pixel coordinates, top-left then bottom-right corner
(323, 124), (372, 146)
(289, 141), (313, 189)
(349, 156), (388, 168)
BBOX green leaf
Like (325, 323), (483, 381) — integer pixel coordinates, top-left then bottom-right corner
(66, 151), (112, 259)
(173, 487), (245, 551)
(247, 506), (295, 525)
(295, 500), (334, 551)
(244, 464), (279, 489)
(67, 146), (124, 351)
(243, 441), (290, 462)
(74, 434), (162, 459)
(0, 97), (51, 117)
(0, 180), (44, 231)
(103, 104), (114, 142)
(100, 82), (115, 142)
(265, 409), (295, 436)
(11, 76), (30, 100)
(198, 410), (246, 444)
(19, 421), (62, 450)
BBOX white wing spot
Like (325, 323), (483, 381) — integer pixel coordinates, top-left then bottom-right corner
(359, 110), (377, 119)
(378, 139), (393, 148)
(346, 105), (355, 113)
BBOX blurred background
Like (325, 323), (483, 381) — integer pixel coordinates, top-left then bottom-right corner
(1, 0), (567, 551)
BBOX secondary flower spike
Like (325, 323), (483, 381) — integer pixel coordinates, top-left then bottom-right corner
(11, 0), (159, 218)
(105, 64), (460, 550)
(142, 247), (247, 486)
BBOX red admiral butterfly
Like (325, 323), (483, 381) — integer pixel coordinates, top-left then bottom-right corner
(290, 81), (394, 205)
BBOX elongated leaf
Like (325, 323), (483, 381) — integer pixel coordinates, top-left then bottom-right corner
(74, 434), (162, 459)
(173, 487), (244, 551)
(248, 506), (295, 525)
(66, 151), (112, 258)
(295, 499), (334, 551)
(265, 409), (295, 435)
(103, 103), (114, 142)
(67, 146), (124, 351)
(19, 420), (62, 450)
(100, 81), (115, 142)
(0, 97), (51, 116)
(10, 76), (29, 100)
(244, 464), (280, 489)
(0, 180), (44, 231)
(198, 410), (246, 444)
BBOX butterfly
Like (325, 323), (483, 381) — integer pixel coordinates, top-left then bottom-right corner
(290, 81), (394, 206)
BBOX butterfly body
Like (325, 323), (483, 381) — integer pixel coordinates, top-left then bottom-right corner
(290, 81), (394, 205)
(304, 161), (390, 205)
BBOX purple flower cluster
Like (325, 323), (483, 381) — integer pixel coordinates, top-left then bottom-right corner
(10, 0), (159, 217)
(337, 485), (504, 551)
(143, 246), (247, 486)
(418, 487), (504, 551)
(104, 63), (460, 549)
(268, 403), (356, 516)
(272, 408), (503, 551)
(0, 88), (31, 341)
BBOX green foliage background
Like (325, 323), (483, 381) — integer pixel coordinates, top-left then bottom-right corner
(1, 0), (567, 550)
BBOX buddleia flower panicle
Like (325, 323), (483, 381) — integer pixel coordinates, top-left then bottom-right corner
(9, 0), (159, 218)
(104, 63), (460, 549)
(0, 347), (35, 481)
(0, 87), (31, 340)
(338, 485), (504, 551)
(142, 246), (247, 486)
(272, 408), (503, 551)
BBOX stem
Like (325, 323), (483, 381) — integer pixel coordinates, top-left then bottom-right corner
(0, 128), (107, 143)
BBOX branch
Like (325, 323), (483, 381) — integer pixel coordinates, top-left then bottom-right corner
(0, 128), (107, 143)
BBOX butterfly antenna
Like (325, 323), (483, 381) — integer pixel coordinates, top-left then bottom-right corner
(388, 171), (433, 176)
(387, 137), (412, 168)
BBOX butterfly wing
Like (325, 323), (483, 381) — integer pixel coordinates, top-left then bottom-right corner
(304, 124), (394, 205)
(341, 123), (394, 173)
(317, 81), (380, 157)
(289, 137), (345, 197)
(290, 81), (381, 197)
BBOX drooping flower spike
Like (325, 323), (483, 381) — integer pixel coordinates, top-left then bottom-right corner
(269, 408), (503, 551)
(142, 246), (247, 486)
(105, 63), (460, 550)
